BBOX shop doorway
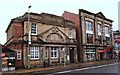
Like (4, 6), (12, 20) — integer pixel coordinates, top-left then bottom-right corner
(70, 47), (74, 63)
(99, 53), (104, 60)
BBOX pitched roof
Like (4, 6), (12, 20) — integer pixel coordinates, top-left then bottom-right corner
(96, 12), (106, 18)
(6, 12), (76, 33)
(2, 45), (14, 52)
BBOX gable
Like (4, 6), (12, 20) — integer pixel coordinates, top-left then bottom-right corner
(37, 26), (69, 43)
(96, 12), (106, 18)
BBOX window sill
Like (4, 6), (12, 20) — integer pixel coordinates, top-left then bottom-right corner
(31, 34), (37, 36)
(30, 58), (39, 61)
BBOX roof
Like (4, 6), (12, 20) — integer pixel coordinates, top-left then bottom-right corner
(5, 12), (76, 33)
(2, 45), (15, 52)
(62, 11), (79, 27)
(5, 16), (23, 32)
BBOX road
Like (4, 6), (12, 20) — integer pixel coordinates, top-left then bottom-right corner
(47, 62), (120, 75)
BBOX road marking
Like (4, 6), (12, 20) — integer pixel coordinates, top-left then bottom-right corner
(47, 62), (119, 75)
(74, 67), (91, 71)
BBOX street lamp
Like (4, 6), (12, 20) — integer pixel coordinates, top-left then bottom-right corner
(27, 5), (31, 69)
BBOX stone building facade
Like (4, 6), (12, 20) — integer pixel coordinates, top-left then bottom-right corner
(62, 9), (113, 62)
(5, 12), (78, 68)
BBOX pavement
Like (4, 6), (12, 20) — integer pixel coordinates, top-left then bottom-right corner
(2, 59), (119, 75)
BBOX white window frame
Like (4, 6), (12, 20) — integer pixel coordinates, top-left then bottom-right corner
(98, 24), (101, 35)
(45, 47), (48, 59)
(31, 23), (37, 35)
(30, 46), (39, 60)
(69, 29), (72, 38)
(17, 51), (21, 60)
(86, 21), (92, 31)
(104, 26), (109, 34)
(51, 47), (58, 58)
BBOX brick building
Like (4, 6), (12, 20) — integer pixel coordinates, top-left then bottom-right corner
(5, 12), (78, 68)
(62, 9), (114, 62)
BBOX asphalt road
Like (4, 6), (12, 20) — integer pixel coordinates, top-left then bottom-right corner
(47, 62), (120, 75)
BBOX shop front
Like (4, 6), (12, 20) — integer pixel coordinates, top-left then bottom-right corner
(98, 50), (104, 60)
(2, 45), (15, 71)
(106, 47), (111, 60)
(85, 49), (96, 61)
(113, 50), (120, 58)
(113, 43), (120, 58)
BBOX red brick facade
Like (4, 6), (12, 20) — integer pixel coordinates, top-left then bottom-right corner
(62, 9), (113, 62)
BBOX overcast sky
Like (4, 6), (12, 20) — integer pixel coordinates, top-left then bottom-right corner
(0, 0), (119, 45)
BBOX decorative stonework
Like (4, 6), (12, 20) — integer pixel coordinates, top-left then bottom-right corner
(46, 33), (64, 43)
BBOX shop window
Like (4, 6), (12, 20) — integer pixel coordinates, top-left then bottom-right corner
(87, 33), (93, 44)
(86, 49), (95, 61)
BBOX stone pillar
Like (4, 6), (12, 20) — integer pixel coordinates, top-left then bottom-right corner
(40, 47), (44, 67)
(74, 47), (78, 63)
(48, 47), (51, 64)
(83, 46), (86, 62)
(23, 44), (28, 68)
(104, 48), (107, 60)
(59, 47), (62, 63)
(96, 48), (99, 61)
(67, 47), (70, 64)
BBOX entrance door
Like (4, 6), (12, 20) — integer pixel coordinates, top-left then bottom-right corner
(100, 53), (103, 60)
(70, 47), (74, 63)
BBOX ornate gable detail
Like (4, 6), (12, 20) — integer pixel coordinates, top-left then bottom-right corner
(46, 33), (64, 43)
(96, 12), (106, 18)
(52, 27), (59, 33)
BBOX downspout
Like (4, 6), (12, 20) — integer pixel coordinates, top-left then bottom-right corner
(79, 11), (83, 62)
(21, 17), (24, 68)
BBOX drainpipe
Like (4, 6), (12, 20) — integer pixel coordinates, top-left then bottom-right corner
(79, 14), (83, 62)
(21, 16), (24, 68)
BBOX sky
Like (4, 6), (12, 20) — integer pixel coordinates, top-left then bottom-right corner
(0, 0), (119, 45)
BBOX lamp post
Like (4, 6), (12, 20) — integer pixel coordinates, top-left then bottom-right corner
(62, 48), (66, 67)
(27, 5), (31, 69)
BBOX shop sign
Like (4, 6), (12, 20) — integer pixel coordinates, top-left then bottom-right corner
(99, 50), (104, 53)
(86, 52), (96, 53)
